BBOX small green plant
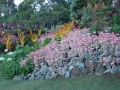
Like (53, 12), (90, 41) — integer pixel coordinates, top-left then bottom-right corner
(89, 27), (97, 34)
(109, 14), (120, 26)
(14, 45), (32, 60)
(32, 42), (41, 51)
(23, 45), (32, 55)
(41, 38), (52, 47)
(19, 59), (34, 76)
(25, 41), (40, 51)
(54, 36), (61, 41)
(111, 24), (120, 34)
(15, 44), (22, 50)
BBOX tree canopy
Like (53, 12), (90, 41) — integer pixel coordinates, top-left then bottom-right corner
(0, 0), (71, 30)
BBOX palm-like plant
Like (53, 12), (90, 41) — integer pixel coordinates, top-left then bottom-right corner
(18, 32), (26, 47)
(29, 30), (38, 43)
(4, 34), (12, 51)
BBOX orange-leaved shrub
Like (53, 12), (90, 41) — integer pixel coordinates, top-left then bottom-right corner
(55, 21), (74, 38)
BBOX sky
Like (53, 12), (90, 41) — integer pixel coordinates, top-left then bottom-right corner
(14, 0), (24, 5)
(14, 0), (48, 5)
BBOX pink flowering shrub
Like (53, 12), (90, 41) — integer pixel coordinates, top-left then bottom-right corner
(20, 28), (120, 76)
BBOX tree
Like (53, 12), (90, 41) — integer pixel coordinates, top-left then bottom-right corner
(7, 0), (14, 16)
(25, 0), (71, 29)
(0, 0), (15, 16)
(70, 0), (87, 20)
(0, 0), (71, 30)
(0, 0), (17, 23)
(14, 0), (34, 23)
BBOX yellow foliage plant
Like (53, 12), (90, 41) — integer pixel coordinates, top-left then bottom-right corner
(38, 29), (42, 37)
(4, 34), (12, 51)
(29, 30), (38, 43)
(18, 32), (26, 47)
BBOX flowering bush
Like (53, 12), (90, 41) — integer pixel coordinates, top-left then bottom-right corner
(1, 27), (120, 79)
(19, 28), (120, 79)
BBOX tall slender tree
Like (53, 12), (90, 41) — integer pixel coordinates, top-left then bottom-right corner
(7, 0), (14, 16)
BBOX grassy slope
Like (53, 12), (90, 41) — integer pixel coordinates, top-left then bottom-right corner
(0, 72), (120, 90)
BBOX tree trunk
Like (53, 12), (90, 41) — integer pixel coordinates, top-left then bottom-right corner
(8, 3), (12, 16)
(8, 0), (14, 16)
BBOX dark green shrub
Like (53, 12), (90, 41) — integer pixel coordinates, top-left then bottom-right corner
(11, 42), (17, 51)
(0, 56), (34, 78)
(109, 14), (120, 25)
(24, 45), (32, 55)
(15, 44), (22, 50)
(19, 60), (34, 76)
(27, 41), (34, 47)
(89, 27), (97, 34)
(32, 42), (41, 51)
(0, 43), (5, 54)
(0, 40), (40, 79)
(15, 42), (40, 59)
(70, 0), (87, 20)
(70, 0), (113, 31)
(111, 24), (120, 33)
(79, 6), (93, 28)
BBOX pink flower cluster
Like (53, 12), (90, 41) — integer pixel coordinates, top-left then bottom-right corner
(20, 28), (120, 68)
(27, 40), (66, 67)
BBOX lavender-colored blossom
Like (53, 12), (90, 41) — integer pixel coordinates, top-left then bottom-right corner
(20, 28), (120, 76)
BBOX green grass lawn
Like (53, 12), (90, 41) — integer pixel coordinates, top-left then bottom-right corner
(0, 72), (120, 90)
